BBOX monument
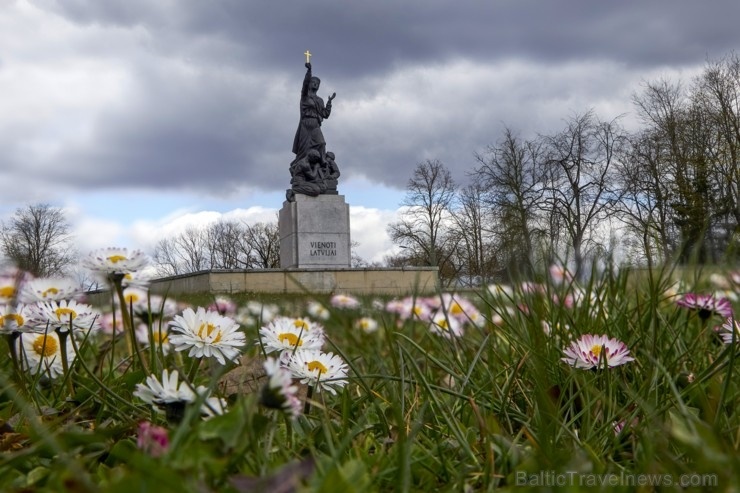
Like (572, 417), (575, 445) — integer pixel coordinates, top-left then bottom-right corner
(117, 51), (438, 297)
(279, 51), (351, 269)
(141, 51), (439, 296)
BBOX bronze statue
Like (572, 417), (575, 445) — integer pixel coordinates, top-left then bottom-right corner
(291, 61), (335, 166)
(287, 149), (326, 202)
(321, 151), (341, 194)
(286, 54), (341, 202)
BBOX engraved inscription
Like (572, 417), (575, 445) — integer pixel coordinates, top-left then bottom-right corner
(309, 241), (337, 257)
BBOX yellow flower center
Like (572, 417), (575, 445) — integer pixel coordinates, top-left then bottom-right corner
(2, 313), (24, 326)
(307, 360), (328, 374)
(33, 335), (58, 357)
(124, 293), (140, 303)
(293, 319), (309, 330)
(436, 319), (450, 330)
(0, 286), (16, 298)
(278, 333), (302, 346)
(55, 307), (77, 321)
(42, 287), (59, 298)
(152, 330), (168, 344)
(412, 306), (423, 316)
(197, 323), (222, 343)
(590, 345), (603, 357)
(450, 303), (464, 315)
(107, 255), (127, 264)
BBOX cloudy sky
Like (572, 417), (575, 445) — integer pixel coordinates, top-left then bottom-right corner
(1, 1), (739, 265)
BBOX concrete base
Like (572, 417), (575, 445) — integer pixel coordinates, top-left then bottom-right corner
(279, 194), (351, 269)
(145, 267), (439, 296)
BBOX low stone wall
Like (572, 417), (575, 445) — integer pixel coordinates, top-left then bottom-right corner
(147, 267), (439, 296)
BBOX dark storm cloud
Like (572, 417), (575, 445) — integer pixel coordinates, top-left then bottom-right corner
(32, 1), (740, 72)
(7, 1), (740, 199)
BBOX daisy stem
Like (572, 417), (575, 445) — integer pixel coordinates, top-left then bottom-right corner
(304, 384), (314, 415)
(187, 358), (201, 382)
(5, 331), (25, 389)
(111, 274), (148, 373)
(57, 329), (75, 397)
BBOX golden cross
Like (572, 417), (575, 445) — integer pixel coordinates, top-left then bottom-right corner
(304, 50), (312, 64)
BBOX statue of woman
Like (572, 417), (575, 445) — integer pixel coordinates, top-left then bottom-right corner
(291, 62), (336, 166)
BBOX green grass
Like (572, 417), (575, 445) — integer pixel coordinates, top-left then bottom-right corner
(1, 265), (739, 492)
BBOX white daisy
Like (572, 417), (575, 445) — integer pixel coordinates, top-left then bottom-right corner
(259, 317), (325, 355)
(18, 277), (80, 303)
(18, 331), (76, 379)
(428, 311), (464, 338)
(201, 396), (228, 419)
(260, 357), (301, 418)
(0, 276), (19, 304)
(354, 317), (379, 333)
(122, 270), (154, 289)
(168, 307), (246, 365)
(133, 369), (197, 406)
(244, 301), (280, 323)
(133, 369), (217, 421)
(26, 299), (101, 334)
(0, 304), (33, 334)
(136, 324), (172, 355)
(138, 294), (178, 320)
(82, 247), (151, 275)
(307, 300), (330, 321)
(286, 350), (348, 395)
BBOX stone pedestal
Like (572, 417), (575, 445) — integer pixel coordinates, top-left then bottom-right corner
(279, 194), (351, 269)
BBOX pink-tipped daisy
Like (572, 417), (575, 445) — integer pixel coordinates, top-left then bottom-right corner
(18, 277), (80, 303)
(168, 307), (246, 365)
(26, 299), (101, 333)
(260, 357), (301, 418)
(676, 293), (734, 320)
(386, 296), (432, 321)
(561, 334), (634, 369)
(330, 293), (361, 309)
(719, 319), (740, 344)
(207, 296), (237, 316)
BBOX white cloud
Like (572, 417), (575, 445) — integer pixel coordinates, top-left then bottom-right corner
(349, 206), (399, 264)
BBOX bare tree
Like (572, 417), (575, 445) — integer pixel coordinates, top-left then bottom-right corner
(208, 220), (250, 269)
(542, 111), (627, 274)
(243, 221), (280, 268)
(448, 178), (497, 286)
(0, 203), (77, 277)
(615, 129), (678, 267)
(387, 159), (459, 284)
(694, 52), (740, 257)
(152, 226), (210, 276)
(475, 128), (547, 277)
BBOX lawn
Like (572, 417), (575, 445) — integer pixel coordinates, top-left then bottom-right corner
(1, 255), (739, 492)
